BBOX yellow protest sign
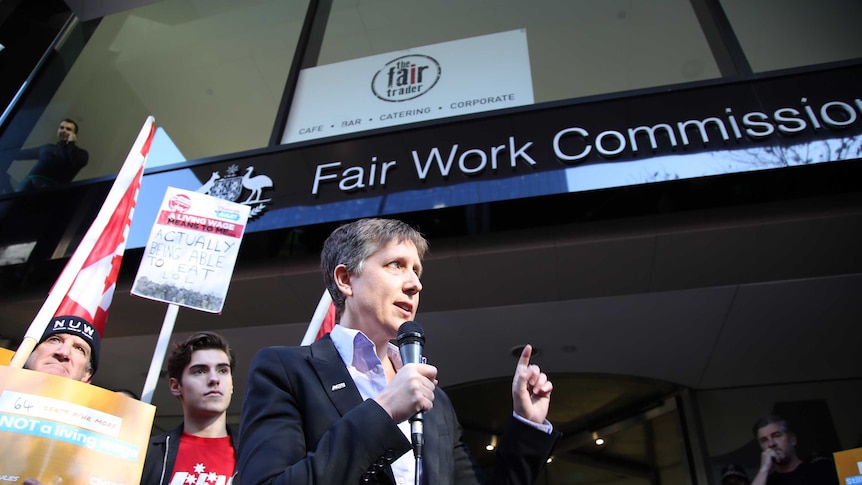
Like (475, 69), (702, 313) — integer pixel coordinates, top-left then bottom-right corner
(0, 367), (155, 484)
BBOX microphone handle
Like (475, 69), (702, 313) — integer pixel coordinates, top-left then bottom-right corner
(397, 333), (425, 459)
(410, 413), (424, 458)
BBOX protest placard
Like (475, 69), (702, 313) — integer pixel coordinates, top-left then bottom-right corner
(0, 367), (155, 483)
(131, 187), (251, 313)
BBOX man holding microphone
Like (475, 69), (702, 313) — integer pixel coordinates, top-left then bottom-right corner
(238, 218), (560, 485)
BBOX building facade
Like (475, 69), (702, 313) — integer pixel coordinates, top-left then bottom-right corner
(1, 1), (861, 483)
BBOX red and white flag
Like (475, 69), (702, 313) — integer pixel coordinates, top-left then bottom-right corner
(11, 117), (156, 367)
(301, 290), (335, 345)
(315, 301), (336, 341)
(53, 161), (143, 332)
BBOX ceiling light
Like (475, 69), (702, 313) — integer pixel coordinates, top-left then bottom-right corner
(509, 345), (541, 358)
(592, 431), (605, 446)
(485, 435), (497, 451)
(546, 456), (554, 464)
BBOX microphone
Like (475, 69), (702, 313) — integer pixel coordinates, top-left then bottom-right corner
(397, 321), (425, 459)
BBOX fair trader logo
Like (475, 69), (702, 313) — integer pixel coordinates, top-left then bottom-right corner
(372, 54), (441, 102)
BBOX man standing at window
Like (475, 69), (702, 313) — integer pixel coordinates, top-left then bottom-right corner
(16, 118), (89, 191)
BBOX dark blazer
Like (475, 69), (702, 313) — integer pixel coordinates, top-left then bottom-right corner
(237, 336), (559, 485)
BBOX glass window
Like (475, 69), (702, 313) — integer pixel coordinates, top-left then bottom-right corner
(698, 380), (861, 485)
(1, 0), (309, 194)
(279, 0), (721, 144)
(721, 0), (862, 72)
(320, 0), (720, 102)
(448, 375), (687, 485)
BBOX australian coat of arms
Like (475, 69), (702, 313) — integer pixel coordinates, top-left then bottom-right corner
(197, 164), (273, 218)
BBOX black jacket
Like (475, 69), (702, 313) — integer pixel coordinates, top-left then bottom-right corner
(16, 142), (89, 190)
(140, 422), (238, 485)
(237, 336), (560, 485)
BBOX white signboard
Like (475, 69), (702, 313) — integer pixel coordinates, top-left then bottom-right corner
(282, 29), (534, 144)
(131, 187), (250, 313)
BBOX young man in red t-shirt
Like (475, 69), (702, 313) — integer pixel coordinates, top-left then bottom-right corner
(141, 332), (237, 485)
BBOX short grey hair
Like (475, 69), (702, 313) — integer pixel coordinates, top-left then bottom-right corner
(321, 218), (428, 321)
(752, 415), (793, 438)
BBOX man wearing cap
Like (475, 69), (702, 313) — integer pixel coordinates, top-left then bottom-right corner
(18, 318), (102, 485)
(23, 316), (101, 383)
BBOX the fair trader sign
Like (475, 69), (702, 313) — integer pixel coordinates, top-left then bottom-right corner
(131, 187), (250, 313)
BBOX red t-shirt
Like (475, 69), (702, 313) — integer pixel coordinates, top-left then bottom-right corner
(169, 433), (236, 485)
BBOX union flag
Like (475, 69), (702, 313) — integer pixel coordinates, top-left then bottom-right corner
(11, 117), (156, 367)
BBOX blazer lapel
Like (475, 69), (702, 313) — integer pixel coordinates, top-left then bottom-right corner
(307, 336), (403, 485)
(420, 400), (444, 484)
(308, 336), (364, 416)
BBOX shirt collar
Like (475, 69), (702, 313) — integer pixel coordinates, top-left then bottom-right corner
(330, 325), (403, 369)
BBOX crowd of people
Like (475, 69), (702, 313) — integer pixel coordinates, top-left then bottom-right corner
(17, 217), (560, 485)
(14, 217), (845, 485)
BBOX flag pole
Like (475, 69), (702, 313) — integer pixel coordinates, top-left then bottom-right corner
(140, 303), (179, 404)
(10, 339), (38, 368)
(301, 290), (332, 345)
(9, 116), (156, 369)
(9, 163), (139, 367)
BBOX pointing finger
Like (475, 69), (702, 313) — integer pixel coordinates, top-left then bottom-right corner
(518, 344), (533, 369)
